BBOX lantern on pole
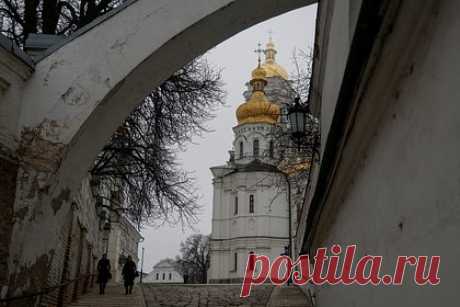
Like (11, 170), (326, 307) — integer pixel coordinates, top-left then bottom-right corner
(287, 97), (311, 150)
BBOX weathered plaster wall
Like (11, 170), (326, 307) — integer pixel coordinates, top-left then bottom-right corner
(0, 37), (34, 294)
(0, 36), (34, 158)
(4, 175), (105, 303)
(309, 1), (460, 306)
(0, 158), (18, 290)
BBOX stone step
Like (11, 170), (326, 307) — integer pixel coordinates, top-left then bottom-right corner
(267, 285), (311, 307)
(67, 285), (144, 307)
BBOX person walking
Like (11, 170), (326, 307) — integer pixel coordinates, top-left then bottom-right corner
(122, 255), (137, 295)
(97, 254), (111, 295)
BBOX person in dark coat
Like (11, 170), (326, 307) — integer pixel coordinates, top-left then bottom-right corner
(97, 254), (111, 294)
(122, 255), (137, 295)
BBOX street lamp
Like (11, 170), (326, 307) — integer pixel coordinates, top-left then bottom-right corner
(287, 96), (311, 150)
(282, 96), (318, 273)
(140, 247), (145, 284)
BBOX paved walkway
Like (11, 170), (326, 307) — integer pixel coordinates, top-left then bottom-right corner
(68, 285), (145, 307)
(67, 283), (310, 307)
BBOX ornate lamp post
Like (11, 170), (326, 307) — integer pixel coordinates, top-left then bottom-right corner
(284, 97), (312, 259)
(287, 96), (311, 150)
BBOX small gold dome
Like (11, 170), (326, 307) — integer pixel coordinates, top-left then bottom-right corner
(251, 65), (267, 80)
(262, 39), (289, 79)
(236, 92), (280, 125)
(236, 65), (280, 125)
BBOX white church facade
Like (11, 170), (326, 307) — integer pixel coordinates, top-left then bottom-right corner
(208, 39), (302, 284)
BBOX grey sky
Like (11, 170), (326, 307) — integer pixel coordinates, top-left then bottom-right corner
(140, 4), (318, 273)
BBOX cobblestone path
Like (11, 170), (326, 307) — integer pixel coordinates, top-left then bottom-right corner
(142, 284), (274, 307)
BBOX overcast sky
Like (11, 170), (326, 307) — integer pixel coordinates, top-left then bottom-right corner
(139, 4), (318, 272)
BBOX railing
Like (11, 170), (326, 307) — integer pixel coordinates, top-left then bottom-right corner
(0, 274), (95, 307)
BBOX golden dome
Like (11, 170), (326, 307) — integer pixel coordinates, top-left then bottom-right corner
(251, 65), (267, 80)
(236, 65), (280, 125)
(262, 39), (289, 79)
(261, 62), (289, 79)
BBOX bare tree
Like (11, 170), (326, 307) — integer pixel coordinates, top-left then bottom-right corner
(266, 48), (320, 222)
(0, 0), (126, 45)
(175, 234), (209, 284)
(91, 58), (225, 227)
(289, 47), (313, 103)
(1, 1), (226, 227)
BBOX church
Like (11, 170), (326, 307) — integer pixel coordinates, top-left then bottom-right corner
(207, 38), (302, 284)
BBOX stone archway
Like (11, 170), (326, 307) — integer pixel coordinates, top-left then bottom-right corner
(20, 0), (314, 192)
(8, 0), (316, 295)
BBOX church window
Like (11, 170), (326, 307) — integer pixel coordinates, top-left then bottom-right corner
(162, 273), (165, 280)
(234, 196), (238, 215)
(233, 252), (238, 271)
(156, 273), (159, 280)
(249, 195), (254, 213)
(239, 141), (244, 159)
(253, 139), (259, 157)
(269, 140), (274, 158)
(169, 273), (172, 280)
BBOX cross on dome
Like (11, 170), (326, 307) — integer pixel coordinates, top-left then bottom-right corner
(254, 42), (264, 66)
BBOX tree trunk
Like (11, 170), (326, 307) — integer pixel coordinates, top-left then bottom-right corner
(42, 0), (60, 34)
(23, 0), (40, 40)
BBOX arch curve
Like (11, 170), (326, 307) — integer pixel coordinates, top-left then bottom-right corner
(19, 0), (315, 193)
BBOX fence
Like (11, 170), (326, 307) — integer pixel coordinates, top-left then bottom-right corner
(0, 274), (95, 307)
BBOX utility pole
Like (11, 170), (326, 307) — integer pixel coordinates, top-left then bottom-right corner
(140, 247), (145, 283)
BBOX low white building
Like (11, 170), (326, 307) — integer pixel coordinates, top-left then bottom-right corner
(144, 259), (184, 283)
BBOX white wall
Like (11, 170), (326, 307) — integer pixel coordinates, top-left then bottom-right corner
(144, 267), (183, 284)
(306, 1), (460, 306)
(209, 170), (290, 282)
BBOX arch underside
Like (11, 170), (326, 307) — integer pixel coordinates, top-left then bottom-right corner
(25, 0), (316, 195)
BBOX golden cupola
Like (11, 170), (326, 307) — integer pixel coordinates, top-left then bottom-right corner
(261, 38), (289, 80)
(236, 64), (280, 125)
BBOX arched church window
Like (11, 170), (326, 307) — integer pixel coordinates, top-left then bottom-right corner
(169, 273), (172, 280)
(234, 196), (238, 215)
(249, 195), (254, 213)
(156, 273), (159, 280)
(269, 140), (274, 158)
(253, 139), (259, 157)
(162, 273), (165, 280)
(239, 141), (244, 159)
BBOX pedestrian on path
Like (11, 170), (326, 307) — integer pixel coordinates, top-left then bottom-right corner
(97, 254), (111, 295)
(122, 255), (138, 295)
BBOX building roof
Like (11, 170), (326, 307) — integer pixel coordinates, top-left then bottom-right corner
(234, 159), (279, 173)
(153, 258), (177, 269)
